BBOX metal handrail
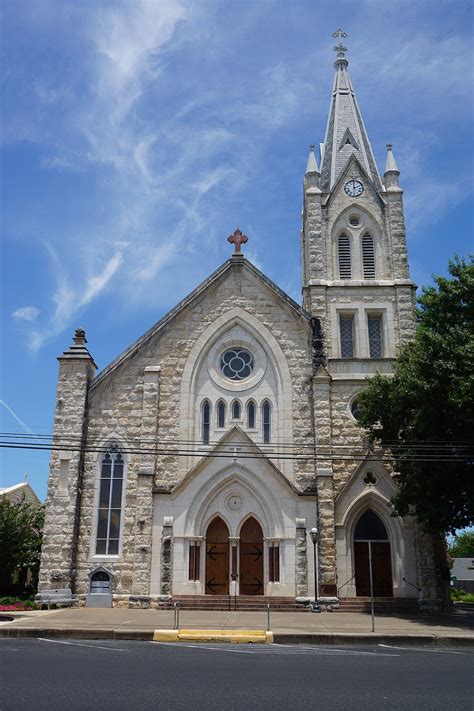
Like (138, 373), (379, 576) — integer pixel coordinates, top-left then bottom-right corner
(337, 573), (356, 597)
(402, 576), (422, 593)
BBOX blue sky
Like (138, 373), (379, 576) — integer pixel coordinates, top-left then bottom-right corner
(1, 0), (473, 501)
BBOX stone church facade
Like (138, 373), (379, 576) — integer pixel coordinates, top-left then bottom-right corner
(39, 37), (441, 609)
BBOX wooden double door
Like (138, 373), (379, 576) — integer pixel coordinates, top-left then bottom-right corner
(354, 541), (393, 597)
(205, 517), (264, 595)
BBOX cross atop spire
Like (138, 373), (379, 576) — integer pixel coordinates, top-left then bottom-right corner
(332, 28), (348, 60)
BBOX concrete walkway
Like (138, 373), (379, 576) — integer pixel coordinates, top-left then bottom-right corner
(1, 607), (473, 645)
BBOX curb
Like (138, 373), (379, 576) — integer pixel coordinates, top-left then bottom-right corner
(153, 629), (273, 644)
(0, 627), (473, 646)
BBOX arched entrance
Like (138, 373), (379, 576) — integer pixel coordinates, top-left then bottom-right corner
(354, 510), (393, 597)
(205, 517), (229, 595)
(239, 517), (264, 595)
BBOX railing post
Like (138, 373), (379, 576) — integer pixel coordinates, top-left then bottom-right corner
(267, 603), (271, 632)
(173, 601), (180, 630)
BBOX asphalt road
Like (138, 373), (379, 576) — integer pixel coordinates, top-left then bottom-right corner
(0, 638), (472, 711)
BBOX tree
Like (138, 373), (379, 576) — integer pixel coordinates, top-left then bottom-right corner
(0, 497), (44, 595)
(357, 256), (474, 535)
(448, 531), (474, 558)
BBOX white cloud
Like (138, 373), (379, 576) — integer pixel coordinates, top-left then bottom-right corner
(12, 306), (40, 322)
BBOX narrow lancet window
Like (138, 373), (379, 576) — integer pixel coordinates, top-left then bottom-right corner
(247, 401), (256, 429)
(362, 234), (375, 278)
(217, 400), (226, 428)
(368, 316), (383, 358)
(202, 400), (211, 444)
(338, 235), (351, 279)
(232, 400), (241, 420)
(262, 401), (271, 444)
(96, 447), (124, 555)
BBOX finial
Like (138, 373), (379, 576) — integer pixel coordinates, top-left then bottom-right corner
(305, 144), (319, 175)
(310, 144), (315, 151)
(332, 28), (348, 67)
(386, 143), (393, 151)
(227, 228), (248, 254)
(73, 328), (87, 345)
(385, 144), (399, 174)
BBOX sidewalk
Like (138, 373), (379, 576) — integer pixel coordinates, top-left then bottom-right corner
(1, 607), (473, 646)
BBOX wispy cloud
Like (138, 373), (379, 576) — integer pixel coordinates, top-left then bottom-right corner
(11, 306), (40, 322)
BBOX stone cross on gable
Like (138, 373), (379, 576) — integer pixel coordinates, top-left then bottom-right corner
(227, 228), (248, 254)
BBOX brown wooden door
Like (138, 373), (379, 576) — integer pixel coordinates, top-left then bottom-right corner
(205, 517), (229, 595)
(355, 541), (393, 597)
(239, 517), (264, 595)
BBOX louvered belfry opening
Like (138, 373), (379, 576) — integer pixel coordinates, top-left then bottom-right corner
(338, 234), (351, 278)
(362, 233), (375, 278)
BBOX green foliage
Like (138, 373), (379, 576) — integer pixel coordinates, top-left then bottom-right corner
(0, 497), (44, 593)
(358, 256), (474, 535)
(448, 531), (474, 558)
(450, 589), (474, 603)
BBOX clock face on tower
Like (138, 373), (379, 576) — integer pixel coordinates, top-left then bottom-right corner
(344, 179), (364, 197)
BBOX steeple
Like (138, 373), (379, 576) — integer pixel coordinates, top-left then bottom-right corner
(319, 30), (382, 192)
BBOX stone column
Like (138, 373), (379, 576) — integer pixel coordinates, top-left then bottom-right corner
(160, 516), (174, 597)
(38, 330), (96, 593)
(312, 369), (337, 597)
(295, 518), (308, 597)
(131, 366), (160, 597)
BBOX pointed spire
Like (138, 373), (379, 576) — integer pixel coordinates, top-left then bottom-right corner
(305, 144), (319, 175)
(384, 144), (401, 189)
(320, 30), (382, 192)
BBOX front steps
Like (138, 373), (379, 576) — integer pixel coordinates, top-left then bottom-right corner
(158, 595), (420, 613)
(338, 597), (419, 613)
(161, 595), (310, 612)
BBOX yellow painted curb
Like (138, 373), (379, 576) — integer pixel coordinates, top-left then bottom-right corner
(153, 629), (273, 644)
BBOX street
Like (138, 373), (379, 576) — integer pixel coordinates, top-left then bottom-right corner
(0, 638), (473, 710)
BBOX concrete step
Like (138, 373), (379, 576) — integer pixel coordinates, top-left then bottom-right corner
(160, 595), (311, 612)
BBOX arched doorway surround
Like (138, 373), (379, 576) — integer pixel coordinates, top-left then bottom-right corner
(354, 510), (393, 597)
(205, 517), (229, 595)
(239, 517), (264, 595)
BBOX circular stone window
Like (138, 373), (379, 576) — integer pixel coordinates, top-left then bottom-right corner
(220, 348), (254, 380)
(351, 399), (363, 421)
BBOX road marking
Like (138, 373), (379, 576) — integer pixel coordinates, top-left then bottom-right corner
(39, 638), (128, 652)
(378, 644), (472, 655)
(150, 641), (399, 657)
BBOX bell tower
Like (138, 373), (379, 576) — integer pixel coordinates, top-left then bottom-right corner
(301, 30), (416, 357)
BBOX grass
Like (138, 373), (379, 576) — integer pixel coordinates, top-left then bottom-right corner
(450, 589), (474, 604)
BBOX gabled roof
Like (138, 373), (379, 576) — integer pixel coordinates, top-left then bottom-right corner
(320, 56), (382, 192)
(168, 425), (302, 496)
(324, 153), (386, 210)
(0, 482), (42, 506)
(92, 256), (310, 388)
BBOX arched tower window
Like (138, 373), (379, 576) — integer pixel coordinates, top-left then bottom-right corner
(262, 401), (271, 443)
(247, 400), (256, 429)
(202, 400), (211, 444)
(216, 400), (226, 429)
(96, 446), (124, 556)
(338, 234), (351, 279)
(362, 233), (375, 278)
(231, 399), (241, 420)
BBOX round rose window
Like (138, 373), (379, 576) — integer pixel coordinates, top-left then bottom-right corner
(220, 348), (254, 380)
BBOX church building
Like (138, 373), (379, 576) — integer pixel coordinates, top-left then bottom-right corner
(38, 33), (442, 610)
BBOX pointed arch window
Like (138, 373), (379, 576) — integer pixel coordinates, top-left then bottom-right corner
(96, 446), (124, 556)
(338, 235), (351, 279)
(217, 400), (226, 429)
(262, 401), (271, 444)
(202, 400), (211, 444)
(231, 400), (241, 420)
(247, 400), (256, 429)
(362, 234), (375, 278)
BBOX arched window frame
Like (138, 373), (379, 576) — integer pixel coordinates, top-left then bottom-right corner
(94, 444), (126, 557)
(231, 399), (242, 421)
(246, 400), (257, 429)
(262, 400), (272, 444)
(202, 400), (211, 444)
(216, 400), (226, 429)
